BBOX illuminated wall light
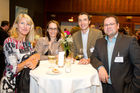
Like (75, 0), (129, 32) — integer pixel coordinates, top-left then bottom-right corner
(126, 16), (133, 19)
(68, 17), (73, 22)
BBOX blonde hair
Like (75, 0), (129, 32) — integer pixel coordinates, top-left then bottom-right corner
(35, 26), (43, 37)
(10, 13), (35, 42)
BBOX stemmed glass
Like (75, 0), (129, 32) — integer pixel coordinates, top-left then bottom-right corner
(77, 48), (83, 60)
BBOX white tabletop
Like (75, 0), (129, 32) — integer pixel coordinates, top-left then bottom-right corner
(30, 60), (102, 93)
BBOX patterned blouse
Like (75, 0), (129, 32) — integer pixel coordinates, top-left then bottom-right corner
(0, 37), (34, 93)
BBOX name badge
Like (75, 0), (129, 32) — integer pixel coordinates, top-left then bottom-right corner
(114, 57), (124, 63)
(114, 52), (124, 63)
(90, 47), (94, 53)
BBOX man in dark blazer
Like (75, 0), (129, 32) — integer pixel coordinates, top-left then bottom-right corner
(72, 12), (102, 64)
(90, 15), (140, 93)
(0, 20), (9, 80)
(0, 21), (9, 46)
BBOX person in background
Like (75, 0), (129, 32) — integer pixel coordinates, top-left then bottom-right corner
(118, 27), (128, 35)
(72, 12), (103, 64)
(64, 28), (68, 31)
(0, 21), (10, 80)
(70, 26), (81, 36)
(0, 20), (10, 46)
(90, 24), (96, 29)
(33, 26), (43, 47)
(35, 20), (63, 60)
(35, 26), (43, 40)
(99, 24), (105, 36)
(124, 26), (130, 35)
(90, 15), (140, 93)
(136, 30), (140, 46)
(0, 14), (40, 93)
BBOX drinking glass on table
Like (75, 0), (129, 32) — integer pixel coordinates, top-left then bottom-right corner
(65, 58), (72, 73)
(48, 55), (56, 68)
(54, 49), (59, 64)
(76, 48), (83, 60)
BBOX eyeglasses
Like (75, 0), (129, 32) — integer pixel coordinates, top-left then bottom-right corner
(48, 28), (58, 31)
(104, 23), (116, 27)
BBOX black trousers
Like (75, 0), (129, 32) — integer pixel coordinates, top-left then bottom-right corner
(0, 52), (5, 80)
(102, 83), (116, 93)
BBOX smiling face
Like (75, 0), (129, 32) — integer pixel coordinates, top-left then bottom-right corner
(48, 22), (58, 38)
(78, 14), (90, 32)
(17, 17), (31, 37)
(104, 17), (119, 39)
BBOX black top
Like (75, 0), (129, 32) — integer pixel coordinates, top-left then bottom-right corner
(0, 27), (9, 46)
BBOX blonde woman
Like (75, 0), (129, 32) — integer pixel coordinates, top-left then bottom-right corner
(0, 14), (40, 93)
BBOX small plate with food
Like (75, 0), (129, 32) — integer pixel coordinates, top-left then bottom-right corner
(47, 68), (61, 75)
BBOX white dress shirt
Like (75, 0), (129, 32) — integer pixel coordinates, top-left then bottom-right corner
(81, 28), (89, 59)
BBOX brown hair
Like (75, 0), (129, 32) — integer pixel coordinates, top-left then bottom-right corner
(103, 15), (119, 24)
(78, 12), (91, 20)
(46, 20), (62, 41)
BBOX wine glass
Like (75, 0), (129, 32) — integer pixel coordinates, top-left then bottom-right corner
(76, 48), (83, 60)
(48, 55), (56, 68)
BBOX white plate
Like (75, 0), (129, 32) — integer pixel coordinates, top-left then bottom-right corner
(46, 68), (62, 75)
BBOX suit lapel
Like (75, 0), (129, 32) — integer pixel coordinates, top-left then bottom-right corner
(87, 29), (94, 57)
(79, 31), (83, 49)
(103, 38), (109, 72)
(87, 29), (92, 50)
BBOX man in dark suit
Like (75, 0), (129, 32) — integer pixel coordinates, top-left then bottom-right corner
(0, 20), (9, 80)
(136, 30), (140, 46)
(72, 12), (102, 64)
(0, 21), (9, 46)
(90, 15), (140, 93)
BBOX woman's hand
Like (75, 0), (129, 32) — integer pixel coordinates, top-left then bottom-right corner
(25, 53), (40, 69)
(26, 59), (38, 69)
(29, 53), (40, 61)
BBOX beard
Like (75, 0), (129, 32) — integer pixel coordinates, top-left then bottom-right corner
(105, 29), (117, 38)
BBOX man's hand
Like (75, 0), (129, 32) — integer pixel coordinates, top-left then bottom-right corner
(79, 58), (90, 64)
(98, 66), (109, 83)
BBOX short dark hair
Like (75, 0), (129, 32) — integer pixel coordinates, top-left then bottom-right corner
(46, 20), (62, 41)
(78, 12), (91, 20)
(1, 21), (9, 27)
(103, 15), (119, 24)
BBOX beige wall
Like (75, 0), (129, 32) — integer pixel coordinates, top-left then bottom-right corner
(0, 0), (9, 25)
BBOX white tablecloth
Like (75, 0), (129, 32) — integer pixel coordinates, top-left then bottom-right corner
(30, 60), (102, 93)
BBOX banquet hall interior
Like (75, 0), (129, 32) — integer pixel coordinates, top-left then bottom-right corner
(1, 0), (140, 35)
(0, 0), (140, 93)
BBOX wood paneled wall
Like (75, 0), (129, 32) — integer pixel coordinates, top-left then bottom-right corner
(72, 0), (140, 14)
(46, 0), (140, 14)
(45, 0), (140, 34)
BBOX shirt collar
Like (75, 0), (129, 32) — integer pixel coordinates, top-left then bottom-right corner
(81, 28), (89, 35)
(105, 32), (118, 41)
